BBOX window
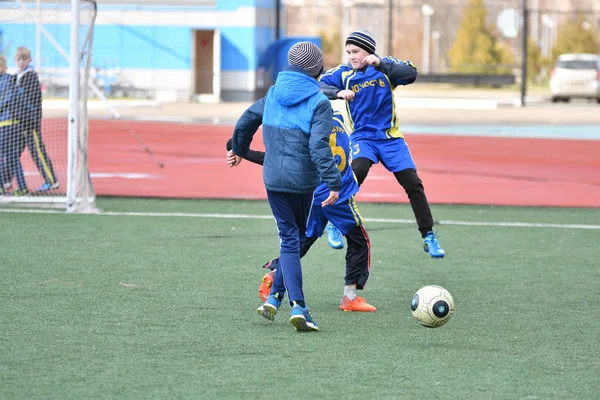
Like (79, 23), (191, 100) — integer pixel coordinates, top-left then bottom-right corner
(556, 60), (598, 70)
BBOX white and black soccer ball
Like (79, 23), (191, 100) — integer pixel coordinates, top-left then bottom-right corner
(410, 285), (455, 328)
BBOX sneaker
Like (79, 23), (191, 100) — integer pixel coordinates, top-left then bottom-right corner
(340, 296), (377, 312)
(290, 302), (319, 332)
(36, 182), (60, 192)
(423, 231), (445, 259)
(326, 222), (344, 250)
(259, 270), (275, 302)
(257, 293), (281, 321)
(13, 188), (29, 197)
(3, 182), (12, 190)
(262, 258), (279, 271)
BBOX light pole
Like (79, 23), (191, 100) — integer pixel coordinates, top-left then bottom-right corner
(421, 4), (434, 74)
(342, 0), (354, 64)
(432, 30), (440, 73)
(541, 14), (554, 58)
(531, 0), (538, 44)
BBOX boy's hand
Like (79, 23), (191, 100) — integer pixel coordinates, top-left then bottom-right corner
(363, 54), (380, 67)
(226, 150), (242, 167)
(336, 90), (355, 101)
(321, 191), (339, 207)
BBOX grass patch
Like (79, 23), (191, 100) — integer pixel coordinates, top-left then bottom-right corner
(1, 198), (598, 399)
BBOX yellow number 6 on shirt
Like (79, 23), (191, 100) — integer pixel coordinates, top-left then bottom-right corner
(329, 133), (346, 173)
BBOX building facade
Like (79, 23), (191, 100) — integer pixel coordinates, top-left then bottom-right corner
(1, 0), (279, 102)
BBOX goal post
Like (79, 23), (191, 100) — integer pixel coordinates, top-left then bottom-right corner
(0, 0), (97, 212)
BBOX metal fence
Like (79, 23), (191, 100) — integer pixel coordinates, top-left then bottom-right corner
(283, 0), (600, 102)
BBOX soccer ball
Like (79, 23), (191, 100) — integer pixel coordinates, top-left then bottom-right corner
(410, 285), (455, 328)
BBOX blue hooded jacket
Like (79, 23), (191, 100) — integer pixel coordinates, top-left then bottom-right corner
(232, 65), (341, 194)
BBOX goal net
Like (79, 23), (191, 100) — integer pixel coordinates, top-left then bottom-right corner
(0, 0), (97, 212)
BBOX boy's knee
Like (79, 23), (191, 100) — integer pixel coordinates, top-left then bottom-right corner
(394, 168), (424, 192)
(351, 158), (373, 186)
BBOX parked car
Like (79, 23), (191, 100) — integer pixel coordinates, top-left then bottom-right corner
(550, 53), (600, 103)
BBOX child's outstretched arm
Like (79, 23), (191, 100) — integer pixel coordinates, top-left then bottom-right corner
(376, 57), (418, 86)
(319, 65), (345, 100)
(319, 83), (341, 100)
(231, 97), (265, 157)
(226, 138), (264, 165)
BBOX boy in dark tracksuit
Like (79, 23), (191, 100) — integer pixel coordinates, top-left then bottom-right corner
(227, 111), (376, 313)
(0, 55), (28, 195)
(13, 47), (59, 192)
(227, 42), (341, 332)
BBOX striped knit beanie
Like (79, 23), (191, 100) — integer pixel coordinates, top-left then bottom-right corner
(287, 41), (324, 78)
(345, 30), (376, 54)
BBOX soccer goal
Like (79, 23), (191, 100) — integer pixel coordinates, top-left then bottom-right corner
(0, 0), (97, 212)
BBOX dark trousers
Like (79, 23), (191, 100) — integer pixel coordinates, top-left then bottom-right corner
(267, 190), (313, 305)
(17, 121), (57, 186)
(352, 158), (434, 238)
(266, 224), (371, 290)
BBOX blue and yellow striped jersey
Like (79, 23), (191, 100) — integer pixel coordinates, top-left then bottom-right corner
(312, 111), (359, 205)
(319, 57), (417, 141)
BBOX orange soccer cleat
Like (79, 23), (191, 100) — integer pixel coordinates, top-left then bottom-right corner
(339, 296), (377, 312)
(259, 270), (276, 302)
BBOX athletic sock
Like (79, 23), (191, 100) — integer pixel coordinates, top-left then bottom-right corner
(344, 285), (357, 301)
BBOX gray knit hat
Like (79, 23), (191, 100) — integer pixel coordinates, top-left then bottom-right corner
(288, 41), (324, 78)
(346, 30), (376, 54)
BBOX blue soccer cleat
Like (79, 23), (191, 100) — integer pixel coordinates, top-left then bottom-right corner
(36, 182), (60, 192)
(326, 222), (344, 250)
(257, 293), (282, 321)
(423, 231), (445, 259)
(290, 302), (319, 332)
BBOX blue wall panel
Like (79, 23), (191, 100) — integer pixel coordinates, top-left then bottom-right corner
(254, 26), (275, 65)
(217, 0), (255, 10)
(0, 24), (86, 69)
(220, 27), (256, 71)
(1, 23), (261, 72)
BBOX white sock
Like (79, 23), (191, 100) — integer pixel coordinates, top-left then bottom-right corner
(344, 285), (357, 301)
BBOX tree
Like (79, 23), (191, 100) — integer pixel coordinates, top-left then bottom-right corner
(527, 39), (543, 82)
(447, 0), (506, 74)
(320, 28), (342, 69)
(550, 14), (599, 64)
(495, 41), (515, 75)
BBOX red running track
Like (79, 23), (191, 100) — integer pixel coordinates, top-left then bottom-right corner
(83, 120), (600, 208)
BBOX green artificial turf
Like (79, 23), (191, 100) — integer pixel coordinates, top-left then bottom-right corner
(1, 198), (598, 399)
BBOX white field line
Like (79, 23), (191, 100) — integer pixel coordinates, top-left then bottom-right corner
(1, 208), (599, 230)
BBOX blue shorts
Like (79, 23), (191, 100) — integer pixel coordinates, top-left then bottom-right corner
(306, 196), (363, 237)
(351, 137), (416, 173)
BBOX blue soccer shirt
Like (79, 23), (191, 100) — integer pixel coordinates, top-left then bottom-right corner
(319, 57), (417, 141)
(312, 110), (359, 205)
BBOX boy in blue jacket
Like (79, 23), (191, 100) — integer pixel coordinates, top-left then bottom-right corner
(0, 55), (28, 195)
(227, 42), (341, 332)
(319, 30), (445, 259)
(227, 111), (376, 313)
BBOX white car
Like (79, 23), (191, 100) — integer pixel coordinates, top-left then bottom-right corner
(550, 53), (600, 103)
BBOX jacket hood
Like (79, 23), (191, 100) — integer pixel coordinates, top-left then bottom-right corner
(272, 66), (320, 106)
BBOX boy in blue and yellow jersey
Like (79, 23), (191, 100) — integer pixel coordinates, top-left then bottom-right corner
(227, 42), (341, 332)
(0, 55), (28, 195)
(319, 30), (445, 259)
(12, 47), (59, 192)
(227, 111), (376, 313)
